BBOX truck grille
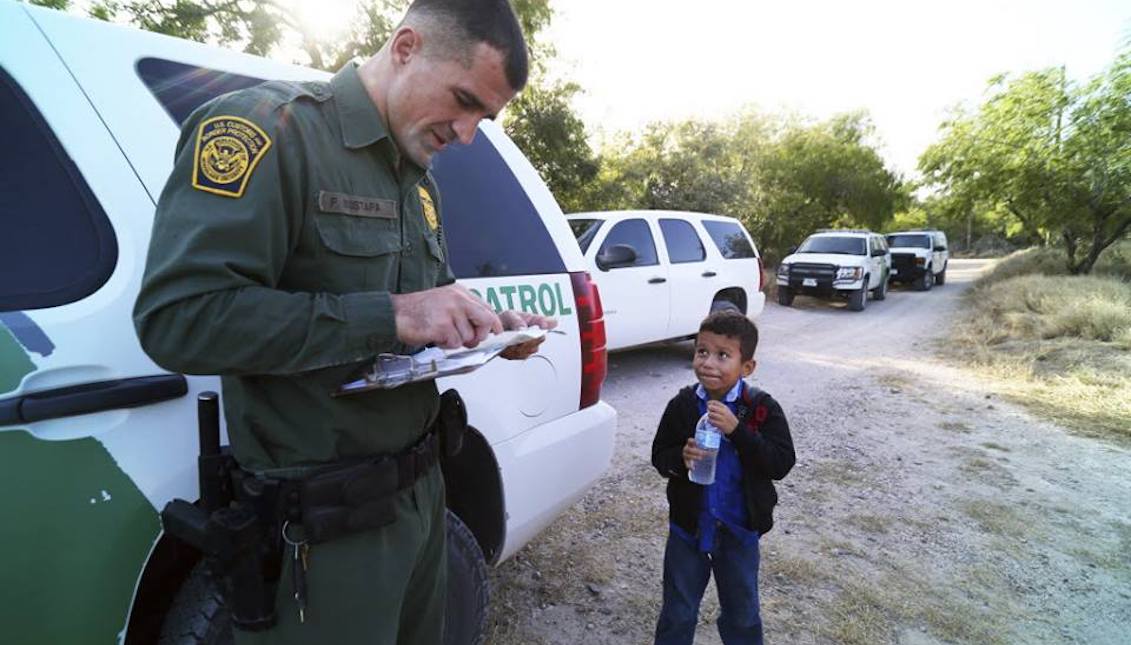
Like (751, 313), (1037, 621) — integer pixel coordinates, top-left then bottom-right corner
(891, 253), (918, 272)
(787, 263), (836, 289)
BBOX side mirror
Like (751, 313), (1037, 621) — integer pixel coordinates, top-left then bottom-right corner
(596, 244), (637, 271)
(786, 246), (797, 255)
(871, 248), (887, 257)
(934, 245), (947, 252)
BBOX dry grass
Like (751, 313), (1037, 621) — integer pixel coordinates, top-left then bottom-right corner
(947, 244), (1131, 444)
(958, 499), (1027, 538)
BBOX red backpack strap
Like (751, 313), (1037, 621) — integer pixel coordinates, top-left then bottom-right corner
(740, 385), (769, 434)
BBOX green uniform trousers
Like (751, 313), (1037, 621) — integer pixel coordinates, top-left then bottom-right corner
(236, 466), (446, 645)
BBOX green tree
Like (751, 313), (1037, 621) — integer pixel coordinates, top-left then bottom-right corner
(587, 110), (903, 261)
(919, 48), (1131, 274)
(503, 81), (598, 213)
(89, 0), (552, 72)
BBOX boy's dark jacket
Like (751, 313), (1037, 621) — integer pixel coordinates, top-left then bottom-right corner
(651, 384), (796, 535)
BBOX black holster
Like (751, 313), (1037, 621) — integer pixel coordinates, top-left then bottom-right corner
(159, 392), (278, 632)
(437, 388), (468, 457)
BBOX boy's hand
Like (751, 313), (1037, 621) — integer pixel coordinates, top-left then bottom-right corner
(682, 437), (707, 471)
(707, 400), (739, 435)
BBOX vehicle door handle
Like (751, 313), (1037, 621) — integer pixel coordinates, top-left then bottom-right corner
(0, 374), (188, 425)
(648, 277), (667, 284)
(701, 271), (717, 277)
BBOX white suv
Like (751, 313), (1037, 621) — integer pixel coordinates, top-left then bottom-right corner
(776, 230), (891, 311)
(566, 211), (766, 351)
(886, 229), (950, 289)
(0, 4), (615, 644)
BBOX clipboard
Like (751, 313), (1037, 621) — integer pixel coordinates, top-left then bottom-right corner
(334, 328), (555, 396)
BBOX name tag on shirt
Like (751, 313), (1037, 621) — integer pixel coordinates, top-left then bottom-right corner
(318, 191), (397, 219)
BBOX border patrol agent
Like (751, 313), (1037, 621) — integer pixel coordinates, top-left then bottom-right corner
(134, 2), (548, 643)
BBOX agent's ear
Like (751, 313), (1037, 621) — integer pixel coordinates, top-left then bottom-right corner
(389, 26), (423, 68)
(742, 358), (756, 378)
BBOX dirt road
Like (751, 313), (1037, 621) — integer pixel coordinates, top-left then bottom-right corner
(486, 259), (1131, 644)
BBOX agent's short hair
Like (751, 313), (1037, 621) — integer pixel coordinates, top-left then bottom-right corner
(404, 0), (529, 91)
(699, 310), (759, 361)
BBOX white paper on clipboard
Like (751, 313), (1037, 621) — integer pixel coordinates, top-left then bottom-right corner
(334, 328), (552, 396)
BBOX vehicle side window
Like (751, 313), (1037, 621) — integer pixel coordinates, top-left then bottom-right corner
(0, 68), (117, 312)
(570, 219), (604, 254)
(701, 221), (756, 259)
(137, 59), (565, 278)
(598, 219), (659, 267)
(659, 219), (706, 263)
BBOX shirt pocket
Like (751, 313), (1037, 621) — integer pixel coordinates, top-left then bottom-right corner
(313, 212), (402, 291)
(315, 212), (401, 257)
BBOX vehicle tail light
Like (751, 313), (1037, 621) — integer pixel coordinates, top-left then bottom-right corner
(570, 271), (607, 409)
(757, 256), (765, 291)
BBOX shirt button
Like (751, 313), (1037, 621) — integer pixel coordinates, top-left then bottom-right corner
(404, 241), (413, 255)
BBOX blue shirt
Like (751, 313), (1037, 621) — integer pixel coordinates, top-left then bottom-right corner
(671, 379), (760, 553)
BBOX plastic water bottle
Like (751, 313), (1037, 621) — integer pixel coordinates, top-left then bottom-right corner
(689, 413), (721, 485)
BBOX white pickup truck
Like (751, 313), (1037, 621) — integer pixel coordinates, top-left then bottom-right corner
(566, 210), (766, 351)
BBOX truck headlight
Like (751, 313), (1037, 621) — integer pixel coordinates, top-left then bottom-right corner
(777, 264), (790, 276)
(915, 257), (926, 266)
(835, 266), (862, 282)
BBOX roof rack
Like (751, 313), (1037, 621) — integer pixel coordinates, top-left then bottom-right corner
(815, 228), (873, 234)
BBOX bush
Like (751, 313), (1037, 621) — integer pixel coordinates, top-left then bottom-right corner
(978, 241), (1131, 287)
(970, 275), (1131, 345)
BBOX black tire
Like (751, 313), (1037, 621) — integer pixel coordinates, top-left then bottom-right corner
(872, 273), (888, 301)
(848, 281), (868, 311)
(935, 266), (946, 286)
(158, 563), (232, 645)
(444, 510), (489, 645)
(916, 268), (933, 291)
(157, 511), (489, 645)
(710, 299), (740, 313)
(776, 287), (794, 307)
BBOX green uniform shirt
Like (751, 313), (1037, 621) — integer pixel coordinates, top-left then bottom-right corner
(134, 63), (455, 471)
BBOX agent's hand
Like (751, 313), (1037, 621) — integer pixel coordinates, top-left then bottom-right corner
(682, 437), (707, 471)
(392, 284), (502, 349)
(498, 310), (558, 361)
(707, 400), (739, 435)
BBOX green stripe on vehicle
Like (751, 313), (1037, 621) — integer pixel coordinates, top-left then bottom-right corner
(2, 325), (161, 644)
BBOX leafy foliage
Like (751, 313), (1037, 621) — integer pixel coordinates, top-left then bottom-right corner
(584, 111), (905, 262)
(920, 48), (1131, 274)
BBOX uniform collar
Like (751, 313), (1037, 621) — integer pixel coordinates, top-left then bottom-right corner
(330, 62), (390, 150)
(695, 379), (743, 404)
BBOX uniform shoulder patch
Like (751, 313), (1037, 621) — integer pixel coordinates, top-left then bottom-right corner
(418, 185), (439, 231)
(192, 116), (272, 198)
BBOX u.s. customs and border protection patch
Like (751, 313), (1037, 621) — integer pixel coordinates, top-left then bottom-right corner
(418, 185), (438, 231)
(192, 116), (272, 198)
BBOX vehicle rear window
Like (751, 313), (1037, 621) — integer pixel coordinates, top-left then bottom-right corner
(598, 219), (659, 267)
(137, 59), (565, 278)
(431, 136), (565, 277)
(0, 68), (117, 312)
(659, 219), (706, 263)
(886, 234), (931, 249)
(137, 58), (266, 124)
(701, 220), (756, 259)
(569, 219), (604, 254)
(798, 236), (866, 255)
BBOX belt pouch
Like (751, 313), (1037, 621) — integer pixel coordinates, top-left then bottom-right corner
(300, 460), (397, 543)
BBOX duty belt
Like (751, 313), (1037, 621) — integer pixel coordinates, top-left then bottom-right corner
(235, 431), (441, 544)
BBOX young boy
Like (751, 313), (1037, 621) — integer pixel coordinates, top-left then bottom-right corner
(651, 310), (796, 645)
